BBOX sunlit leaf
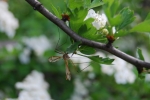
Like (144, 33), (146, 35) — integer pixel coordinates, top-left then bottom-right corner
(103, 0), (120, 25)
(49, 3), (61, 18)
(88, 0), (104, 9)
(130, 20), (150, 33)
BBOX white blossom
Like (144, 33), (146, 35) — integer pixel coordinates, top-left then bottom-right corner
(70, 78), (89, 100)
(84, 9), (107, 30)
(69, 53), (92, 72)
(101, 56), (136, 84)
(15, 70), (52, 100)
(22, 35), (51, 56)
(145, 74), (150, 82)
(0, 0), (19, 38)
(112, 26), (116, 34)
(19, 48), (31, 64)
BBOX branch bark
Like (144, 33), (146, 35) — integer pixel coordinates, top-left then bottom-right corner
(25, 0), (150, 73)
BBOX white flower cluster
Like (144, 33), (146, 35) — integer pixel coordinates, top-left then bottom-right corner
(84, 9), (107, 30)
(19, 35), (51, 64)
(70, 78), (90, 100)
(69, 53), (93, 72)
(0, 0), (19, 38)
(101, 56), (136, 84)
(71, 52), (136, 84)
(15, 70), (52, 100)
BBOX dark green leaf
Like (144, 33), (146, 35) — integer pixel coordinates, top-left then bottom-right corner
(116, 7), (135, 30)
(79, 45), (96, 55)
(66, 42), (81, 53)
(77, 54), (114, 65)
(136, 48), (145, 61)
(88, 56), (114, 64)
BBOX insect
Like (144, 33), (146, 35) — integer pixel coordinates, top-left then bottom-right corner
(49, 51), (74, 81)
(49, 13), (73, 80)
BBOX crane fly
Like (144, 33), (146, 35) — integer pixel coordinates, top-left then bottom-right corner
(49, 52), (73, 81)
(49, 14), (78, 80)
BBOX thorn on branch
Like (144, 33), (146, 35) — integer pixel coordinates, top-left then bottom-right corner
(33, 1), (42, 10)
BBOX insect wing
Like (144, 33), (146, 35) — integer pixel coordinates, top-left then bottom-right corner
(49, 56), (62, 62)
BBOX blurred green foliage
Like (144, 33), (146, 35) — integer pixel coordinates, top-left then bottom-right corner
(0, 0), (149, 100)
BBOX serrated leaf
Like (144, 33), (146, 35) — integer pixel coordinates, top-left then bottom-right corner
(130, 19), (150, 33)
(88, 0), (104, 9)
(67, 0), (84, 10)
(84, 0), (91, 8)
(136, 48), (145, 61)
(66, 42), (81, 53)
(79, 45), (96, 55)
(116, 7), (135, 30)
(103, 0), (120, 25)
(88, 56), (114, 64)
(77, 54), (114, 65)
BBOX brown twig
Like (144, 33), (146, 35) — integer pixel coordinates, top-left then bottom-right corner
(25, 0), (150, 73)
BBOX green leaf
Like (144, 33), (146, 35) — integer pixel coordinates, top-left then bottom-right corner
(88, 56), (114, 65)
(116, 7), (135, 30)
(88, 0), (104, 9)
(67, 0), (84, 10)
(114, 30), (128, 37)
(130, 19), (150, 33)
(103, 0), (120, 25)
(77, 54), (114, 65)
(49, 3), (61, 18)
(69, 8), (88, 33)
(138, 72), (146, 79)
(136, 48), (145, 61)
(83, 0), (91, 8)
(66, 42), (81, 53)
(79, 45), (96, 55)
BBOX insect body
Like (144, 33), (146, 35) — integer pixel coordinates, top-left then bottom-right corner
(49, 52), (71, 81)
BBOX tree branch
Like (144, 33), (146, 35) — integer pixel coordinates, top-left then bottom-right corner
(25, 0), (150, 73)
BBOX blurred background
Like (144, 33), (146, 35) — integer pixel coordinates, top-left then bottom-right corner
(0, 0), (150, 100)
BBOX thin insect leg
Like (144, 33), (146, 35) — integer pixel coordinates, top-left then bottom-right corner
(55, 27), (61, 51)
(79, 64), (91, 72)
(69, 59), (76, 71)
(57, 35), (69, 49)
(55, 27), (69, 53)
